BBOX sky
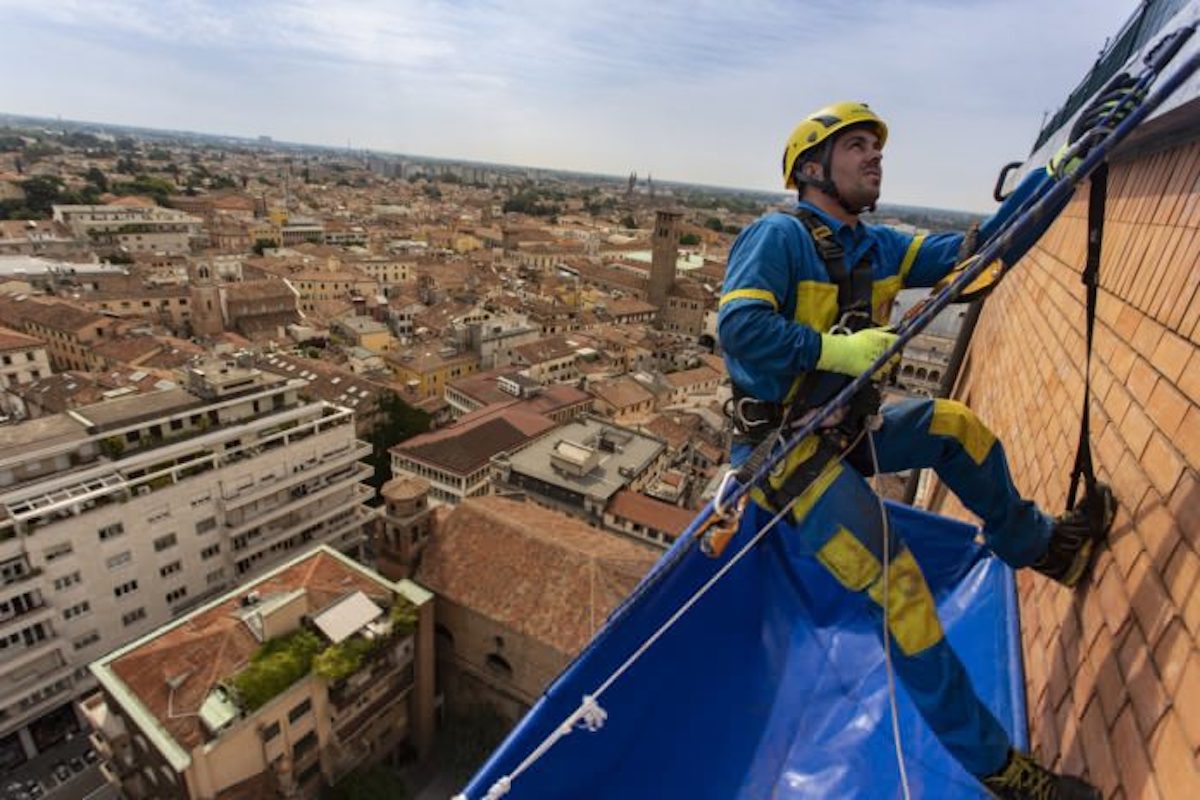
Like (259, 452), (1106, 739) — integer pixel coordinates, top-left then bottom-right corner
(0, 0), (1143, 211)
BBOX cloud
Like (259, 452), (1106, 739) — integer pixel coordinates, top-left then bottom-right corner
(0, 0), (1142, 209)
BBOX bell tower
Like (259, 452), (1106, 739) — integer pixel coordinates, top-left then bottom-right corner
(648, 209), (681, 309)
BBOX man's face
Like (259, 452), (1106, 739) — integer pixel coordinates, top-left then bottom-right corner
(825, 126), (883, 209)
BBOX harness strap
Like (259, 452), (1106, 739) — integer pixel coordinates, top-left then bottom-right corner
(1066, 163), (1107, 515)
(791, 209), (875, 330)
(783, 209), (877, 415)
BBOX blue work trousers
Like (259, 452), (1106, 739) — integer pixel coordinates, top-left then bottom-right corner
(732, 397), (1052, 778)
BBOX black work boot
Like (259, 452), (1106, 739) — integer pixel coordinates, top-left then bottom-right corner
(981, 749), (1101, 799)
(1031, 483), (1116, 588)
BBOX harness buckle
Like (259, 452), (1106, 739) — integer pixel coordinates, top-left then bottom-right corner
(829, 307), (873, 335)
(734, 397), (775, 431)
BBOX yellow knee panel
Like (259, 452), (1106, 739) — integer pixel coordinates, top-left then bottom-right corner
(929, 399), (996, 465)
(868, 548), (945, 656)
(816, 526), (881, 591)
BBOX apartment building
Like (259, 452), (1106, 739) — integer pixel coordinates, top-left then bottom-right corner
(52, 204), (204, 256)
(81, 546), (435, 800)
(0, 359), (375, 767)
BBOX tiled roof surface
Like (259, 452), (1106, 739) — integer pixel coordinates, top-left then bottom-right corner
(394, 404), (557, 474)
(107, 551), (393, 752)
(416, 496), (657, 654)
(589, 375), (655, 410)
(606, 489), (694, 536)
(0, 325), (43, 352)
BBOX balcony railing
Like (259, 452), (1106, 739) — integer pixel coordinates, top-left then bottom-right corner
(0, 402), (354, 534)
(236, 492), (374, 568)
(221, 439), (370, 511)
(224, 463), (373, 541)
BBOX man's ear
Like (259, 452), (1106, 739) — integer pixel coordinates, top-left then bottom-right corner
(800, 160), (823, 182)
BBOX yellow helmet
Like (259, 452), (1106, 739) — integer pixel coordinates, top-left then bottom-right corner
(782, 101), (888, 189)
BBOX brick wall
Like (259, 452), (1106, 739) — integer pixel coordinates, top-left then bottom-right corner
(932, 137), (1200, 799)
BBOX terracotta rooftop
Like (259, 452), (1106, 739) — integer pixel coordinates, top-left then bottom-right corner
(381, 475), (431, 502)
(606, 489), (695, 537)
(589, 375), (656, 411)
(512, 334), (576, 365)
(0, 325), (43, 352)
(393, 403), (557, 474)
(665, 365), (721, 390)
(0, 296), (104, 333)
(224, 279), (295, 302)
(104, 550), (394, 753)
(416, 496), (657, 654)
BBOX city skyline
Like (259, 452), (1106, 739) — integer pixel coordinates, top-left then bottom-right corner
(0, 0), (1136, 212)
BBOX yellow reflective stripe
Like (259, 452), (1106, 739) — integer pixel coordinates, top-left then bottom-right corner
(871, 275), (901, 324)
(817, 526), (881, 591)
(719, 288), (779, 310)
(929, 399), (996, 465)
(898, 234), (926, 285)
(868, 548), (944, 656)
(751, 434), (842, 521)
(793, 280), (839, 331)
(791, 460), (842, 522)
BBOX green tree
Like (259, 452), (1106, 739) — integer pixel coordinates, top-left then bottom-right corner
(19, 176), (68, 215)
(620, 213), (637, 229)
(434, 706), (513, 784)
(326, 764), (409, 800)
(110, 174), (176, 204)
(679, 232), (700, 246)
(62, 132), (102, 149)
(704, 217), (724, 232)
(366, 392), (431, 499)
(84, 167), (109, 193)
(230, 629), (323, 710)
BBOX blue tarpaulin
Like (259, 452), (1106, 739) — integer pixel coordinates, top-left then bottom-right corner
(461, 502), (1028, 799)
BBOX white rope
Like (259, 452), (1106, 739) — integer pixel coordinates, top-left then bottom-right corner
(867, 424), (912, 800)
(464, 428), (868, 799)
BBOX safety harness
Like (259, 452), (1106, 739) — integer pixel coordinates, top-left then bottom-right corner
(728, 208), (877, 440)
(715, 209), (884, 546)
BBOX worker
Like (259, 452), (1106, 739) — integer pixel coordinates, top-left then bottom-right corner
(718, 100), (1121, 799)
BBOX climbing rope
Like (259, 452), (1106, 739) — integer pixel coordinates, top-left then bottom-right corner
(457, 23), (1200, 800)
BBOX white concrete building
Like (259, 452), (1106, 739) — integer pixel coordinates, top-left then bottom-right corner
(0, 359), (375, 766)
(52, 204), (204, 255)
